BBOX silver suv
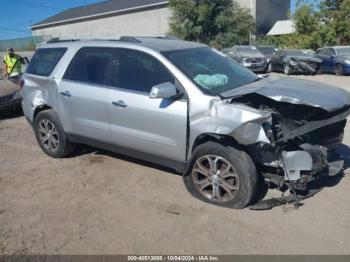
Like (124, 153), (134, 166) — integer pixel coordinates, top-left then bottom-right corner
(22, 37), (350, 209)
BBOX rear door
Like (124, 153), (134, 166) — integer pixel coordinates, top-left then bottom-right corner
(58, 47), (114, 142)
(108, 48), (188, 162)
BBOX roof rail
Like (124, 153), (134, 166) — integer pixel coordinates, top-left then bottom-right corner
(45, 35), (181, 45)
(119, 36), (142, 43)
(155, 35), (180, 40)
(124, 35), (180, 40)
(46, 37), (80, 44)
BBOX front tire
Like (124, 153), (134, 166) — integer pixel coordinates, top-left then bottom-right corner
(34, 109), (75, 158)
(284, 64), (293, 75)
(184, 141), (258, 209)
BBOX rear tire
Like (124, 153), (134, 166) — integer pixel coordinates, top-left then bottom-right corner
(34, 109), (75, 158)
(335, 64), (344, 76)
(183, 141), (258, 209)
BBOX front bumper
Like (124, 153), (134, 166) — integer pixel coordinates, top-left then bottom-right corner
(250, 150), (344, 210)
(242, 61), (267, 73)
(280, 144), (343, 181)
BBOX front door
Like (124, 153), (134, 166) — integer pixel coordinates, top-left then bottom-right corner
(109, 48), (187, 162)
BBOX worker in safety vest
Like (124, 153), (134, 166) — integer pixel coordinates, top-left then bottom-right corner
(3, 48), (24, 79)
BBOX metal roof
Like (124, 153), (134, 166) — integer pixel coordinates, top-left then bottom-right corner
(267, 20), (296, 36)
(32, 0), (169, 30)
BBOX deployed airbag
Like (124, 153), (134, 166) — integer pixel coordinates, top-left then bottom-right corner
(194, 74), (228, 90)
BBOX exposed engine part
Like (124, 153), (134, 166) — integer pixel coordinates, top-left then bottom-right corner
(280, 150), (313, 181)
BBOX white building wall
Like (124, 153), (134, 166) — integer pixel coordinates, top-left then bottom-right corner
(32, 1), (286, 39)
(235, 0), (256, 17)
(32, 7), (171, 38)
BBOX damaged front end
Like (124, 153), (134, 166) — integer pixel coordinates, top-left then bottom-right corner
(287, 57), (321, 74)
(224, 85), (350, 209)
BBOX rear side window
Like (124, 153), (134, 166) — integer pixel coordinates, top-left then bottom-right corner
(26, 48), (67, 76)
(63, 47), (115, 86)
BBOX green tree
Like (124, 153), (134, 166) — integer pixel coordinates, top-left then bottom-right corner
(294, 4), (319, 35)
(259, 0), (350, 50)
(168, 0), (255, 48)
(320, 0), (350, 44)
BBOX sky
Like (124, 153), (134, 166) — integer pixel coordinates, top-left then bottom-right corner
(291, 0), (296, 13)
(0, 0), (104, 40)
(0, 0), (300, 40)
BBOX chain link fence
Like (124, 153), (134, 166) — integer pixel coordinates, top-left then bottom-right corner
(0, 36), (45, 51)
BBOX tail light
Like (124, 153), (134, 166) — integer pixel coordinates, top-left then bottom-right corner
(19, 79), (25, 90)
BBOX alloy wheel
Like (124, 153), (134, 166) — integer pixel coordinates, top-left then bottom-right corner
(191, 155), (239, 202)
(37, 119), (60, 153)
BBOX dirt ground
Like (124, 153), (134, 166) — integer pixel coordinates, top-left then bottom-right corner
(0, 74), (350, 255)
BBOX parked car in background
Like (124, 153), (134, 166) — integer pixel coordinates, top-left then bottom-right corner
(222, 46), (267, 73)
(314, 46), (350, 75)
(257, 46), (277, 64)
(268, 49), (322, 75)
(0, 56), (29, 114)
(0, 77), (23, 113)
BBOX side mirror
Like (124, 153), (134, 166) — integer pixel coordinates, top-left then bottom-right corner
(330, 54), (336, 59)
(149, 82), (178, 99)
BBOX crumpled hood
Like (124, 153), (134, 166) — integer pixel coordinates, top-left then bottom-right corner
(286, 56), (321, 63)
(0, 79), (20, 97)
(222, 75), (350, 112)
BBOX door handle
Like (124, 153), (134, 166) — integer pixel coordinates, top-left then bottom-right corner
(112, 100), (127, 108)
(60, 91), (71, 97)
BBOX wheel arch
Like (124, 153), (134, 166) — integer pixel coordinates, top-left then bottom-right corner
(33, 104), (53, 122)
(190, 133), (246, 159)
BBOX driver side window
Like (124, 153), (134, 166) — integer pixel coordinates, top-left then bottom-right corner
(114, 49), (175, 93)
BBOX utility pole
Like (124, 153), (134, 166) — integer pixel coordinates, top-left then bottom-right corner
(249, 0), (254, 45)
